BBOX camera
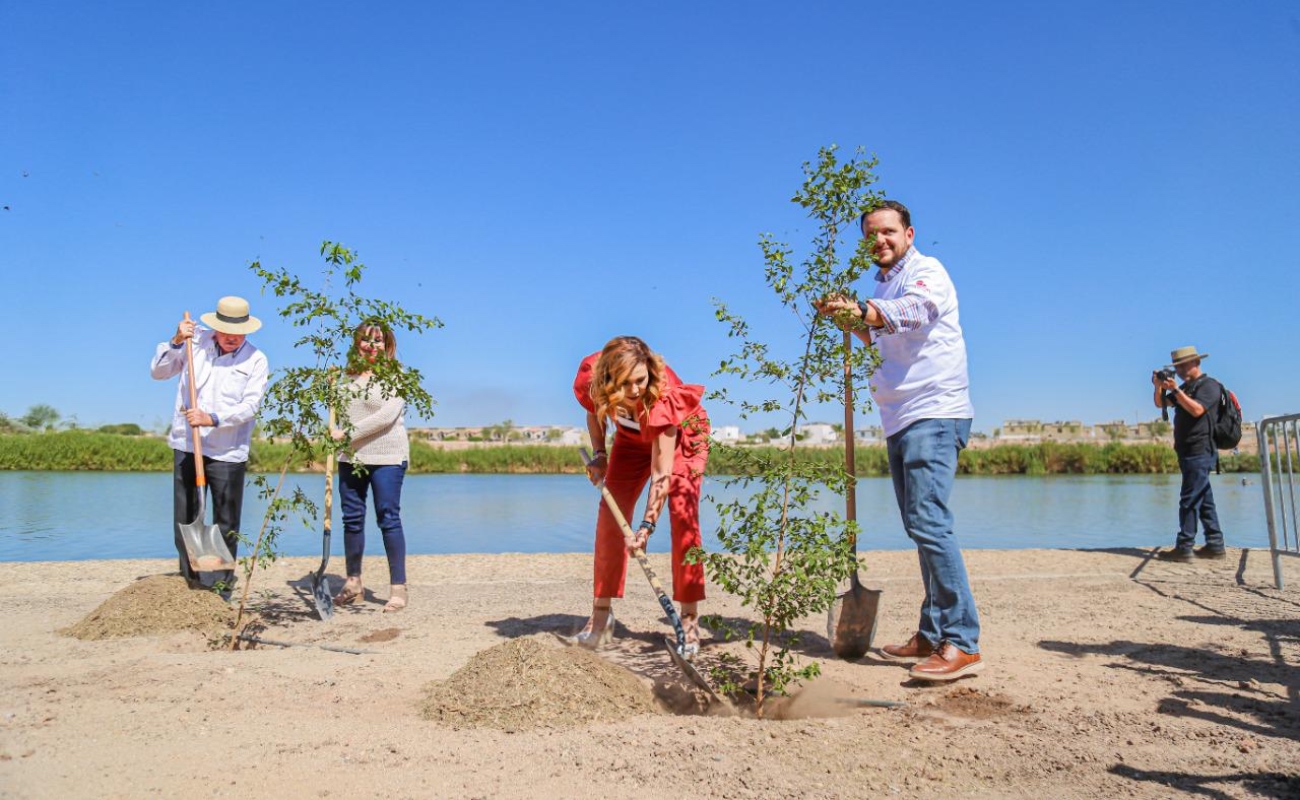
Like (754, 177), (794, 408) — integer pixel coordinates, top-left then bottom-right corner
(1153, 368), (1174, 383)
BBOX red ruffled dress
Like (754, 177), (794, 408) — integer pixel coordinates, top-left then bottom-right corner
(573, 352), (710, 602)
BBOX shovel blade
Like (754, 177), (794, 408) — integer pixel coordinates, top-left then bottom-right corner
(663, 637), (734, 715)
(177, 517), (236, 573)
(310, 573), (334, 620)
(827, 578), (882, 660)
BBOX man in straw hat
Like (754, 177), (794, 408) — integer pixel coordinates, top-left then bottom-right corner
(1152, 346), (1226, 562)
(150, 296), (269, 590)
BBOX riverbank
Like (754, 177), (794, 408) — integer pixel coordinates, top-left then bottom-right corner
(1, 549), (1296, 799)
(0, 431), (1259, 474)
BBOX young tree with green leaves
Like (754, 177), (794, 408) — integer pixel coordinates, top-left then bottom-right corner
(689, 145), (884, 716)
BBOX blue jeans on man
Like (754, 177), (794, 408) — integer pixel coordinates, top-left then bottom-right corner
(886, 418), (980, 654)
(1176, 453), (1223, 550)
(338, 461), (408, 585)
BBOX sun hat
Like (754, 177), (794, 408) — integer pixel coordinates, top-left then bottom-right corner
(200, 296), (262, 335)
(1169, 346), (1208, 366)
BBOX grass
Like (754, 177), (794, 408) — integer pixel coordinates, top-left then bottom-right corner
(0, 431), (1259, 474)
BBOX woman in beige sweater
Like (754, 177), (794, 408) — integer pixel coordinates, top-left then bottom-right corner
(331, 321), (410, 612)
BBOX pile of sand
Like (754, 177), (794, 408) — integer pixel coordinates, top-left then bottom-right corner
(421, 635), (662, 731)
(60, 574), (234, 641)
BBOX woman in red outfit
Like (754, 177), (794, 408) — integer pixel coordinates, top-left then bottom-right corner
(572, 336), (710, 655)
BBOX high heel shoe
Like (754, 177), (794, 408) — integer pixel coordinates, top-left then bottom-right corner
(681, 613), (701, 660)
(572, 607), (616, 650)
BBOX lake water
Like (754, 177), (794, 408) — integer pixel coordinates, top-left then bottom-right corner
(0, 471), (1274, 563)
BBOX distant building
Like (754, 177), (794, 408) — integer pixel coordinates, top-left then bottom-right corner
(711, 425), (743, 445)
(796, 422), (838, 446)
(554, 426), (587, 446)
(854, 426), (884, 444)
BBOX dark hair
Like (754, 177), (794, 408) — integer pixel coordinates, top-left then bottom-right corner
(859, 199), (912, 233)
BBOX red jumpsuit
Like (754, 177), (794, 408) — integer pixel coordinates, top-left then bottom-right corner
(573, 353), (710, 602)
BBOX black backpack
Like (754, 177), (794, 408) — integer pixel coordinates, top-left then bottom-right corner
(1206, 378), (1243, 450)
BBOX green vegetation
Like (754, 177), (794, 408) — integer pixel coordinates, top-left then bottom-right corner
(0, 432), (1259, 474)
(0, 430), (174, 470)
(97, 423), (145, 436)
(20, 404), (61, 431)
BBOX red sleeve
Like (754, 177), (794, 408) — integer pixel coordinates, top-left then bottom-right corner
(663, 363), (683, 390)
(646, 383), (706, 434)
(572, 352), (600, 413)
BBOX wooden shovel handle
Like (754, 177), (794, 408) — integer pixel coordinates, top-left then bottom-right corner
(844, 332), (857, 542)
(183, 312), (207, 488)
(324, 406), (335, 532)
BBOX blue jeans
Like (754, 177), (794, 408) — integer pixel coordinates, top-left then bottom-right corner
(338, 461), (407, 585)
(886, 418), (980, 654)
(1176, 454), (1224, 550)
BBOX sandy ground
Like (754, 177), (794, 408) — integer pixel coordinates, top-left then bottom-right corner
(1, 547), (1298, 800)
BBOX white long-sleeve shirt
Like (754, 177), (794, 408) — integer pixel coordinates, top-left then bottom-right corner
(867, 247), (974, 437)
(150, 327), (269, 462)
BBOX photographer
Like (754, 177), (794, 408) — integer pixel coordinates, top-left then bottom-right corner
(1151, 346), (1227, 562)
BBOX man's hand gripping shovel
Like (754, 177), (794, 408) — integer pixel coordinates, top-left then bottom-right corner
(578, 447), (729, 710)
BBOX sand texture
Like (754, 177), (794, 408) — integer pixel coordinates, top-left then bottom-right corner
(1, 548), (1298, 799)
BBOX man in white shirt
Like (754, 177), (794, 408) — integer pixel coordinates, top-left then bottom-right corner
(151, 296), (269, 590)
(818, 200), (982, 681)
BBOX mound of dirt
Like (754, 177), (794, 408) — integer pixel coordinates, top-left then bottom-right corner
(60, 575), (234, 641)
(422, 635), (662, 731)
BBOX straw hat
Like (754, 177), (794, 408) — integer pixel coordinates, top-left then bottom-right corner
(201, 296), (262, 335)
(1169, 346), (1208, 366)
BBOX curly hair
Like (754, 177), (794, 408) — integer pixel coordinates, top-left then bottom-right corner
(590, 336), (666, 424)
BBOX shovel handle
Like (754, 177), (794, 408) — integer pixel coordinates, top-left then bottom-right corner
(183, 311), (207, 488)
(843, 332), (857, 545)
(324, 406), (335, 532)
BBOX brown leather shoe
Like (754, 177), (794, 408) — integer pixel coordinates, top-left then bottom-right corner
(879, 633), (936, 663)
(909, 642), (984, 682)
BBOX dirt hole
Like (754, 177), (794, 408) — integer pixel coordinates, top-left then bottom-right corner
(923, 685), (1026, 720)
(60, 575), (234, 640)
(359, 627), (401, 643)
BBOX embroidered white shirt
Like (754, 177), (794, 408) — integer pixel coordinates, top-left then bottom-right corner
(150, 327), (269, 462)
(868, 247), (974, 437)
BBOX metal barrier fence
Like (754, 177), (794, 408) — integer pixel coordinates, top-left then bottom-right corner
(1259, 413), (1300, 589)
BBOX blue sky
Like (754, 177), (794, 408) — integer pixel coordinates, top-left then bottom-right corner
(3, 2), (1298, 434)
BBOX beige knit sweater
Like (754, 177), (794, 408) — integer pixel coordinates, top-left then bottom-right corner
(338, 375), (409, 466)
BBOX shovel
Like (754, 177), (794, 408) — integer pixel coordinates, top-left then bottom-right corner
(578, 447), (726, 707)
(308, 407), (336, 620)
(827, 332), (882, 659)
(176, 312), (237, 575)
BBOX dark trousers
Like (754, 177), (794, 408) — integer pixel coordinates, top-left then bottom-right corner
(1176, 453), (1224, 549)
(172, 449), (245, 583)
(338, 461), (408, 585)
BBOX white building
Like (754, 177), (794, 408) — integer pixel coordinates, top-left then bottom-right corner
(710, 425), (742, 444)
(796, 422), (839, 445)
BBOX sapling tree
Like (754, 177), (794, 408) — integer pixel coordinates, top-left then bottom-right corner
(228, 241), (440, 635)
(688, 145), (884, 716)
